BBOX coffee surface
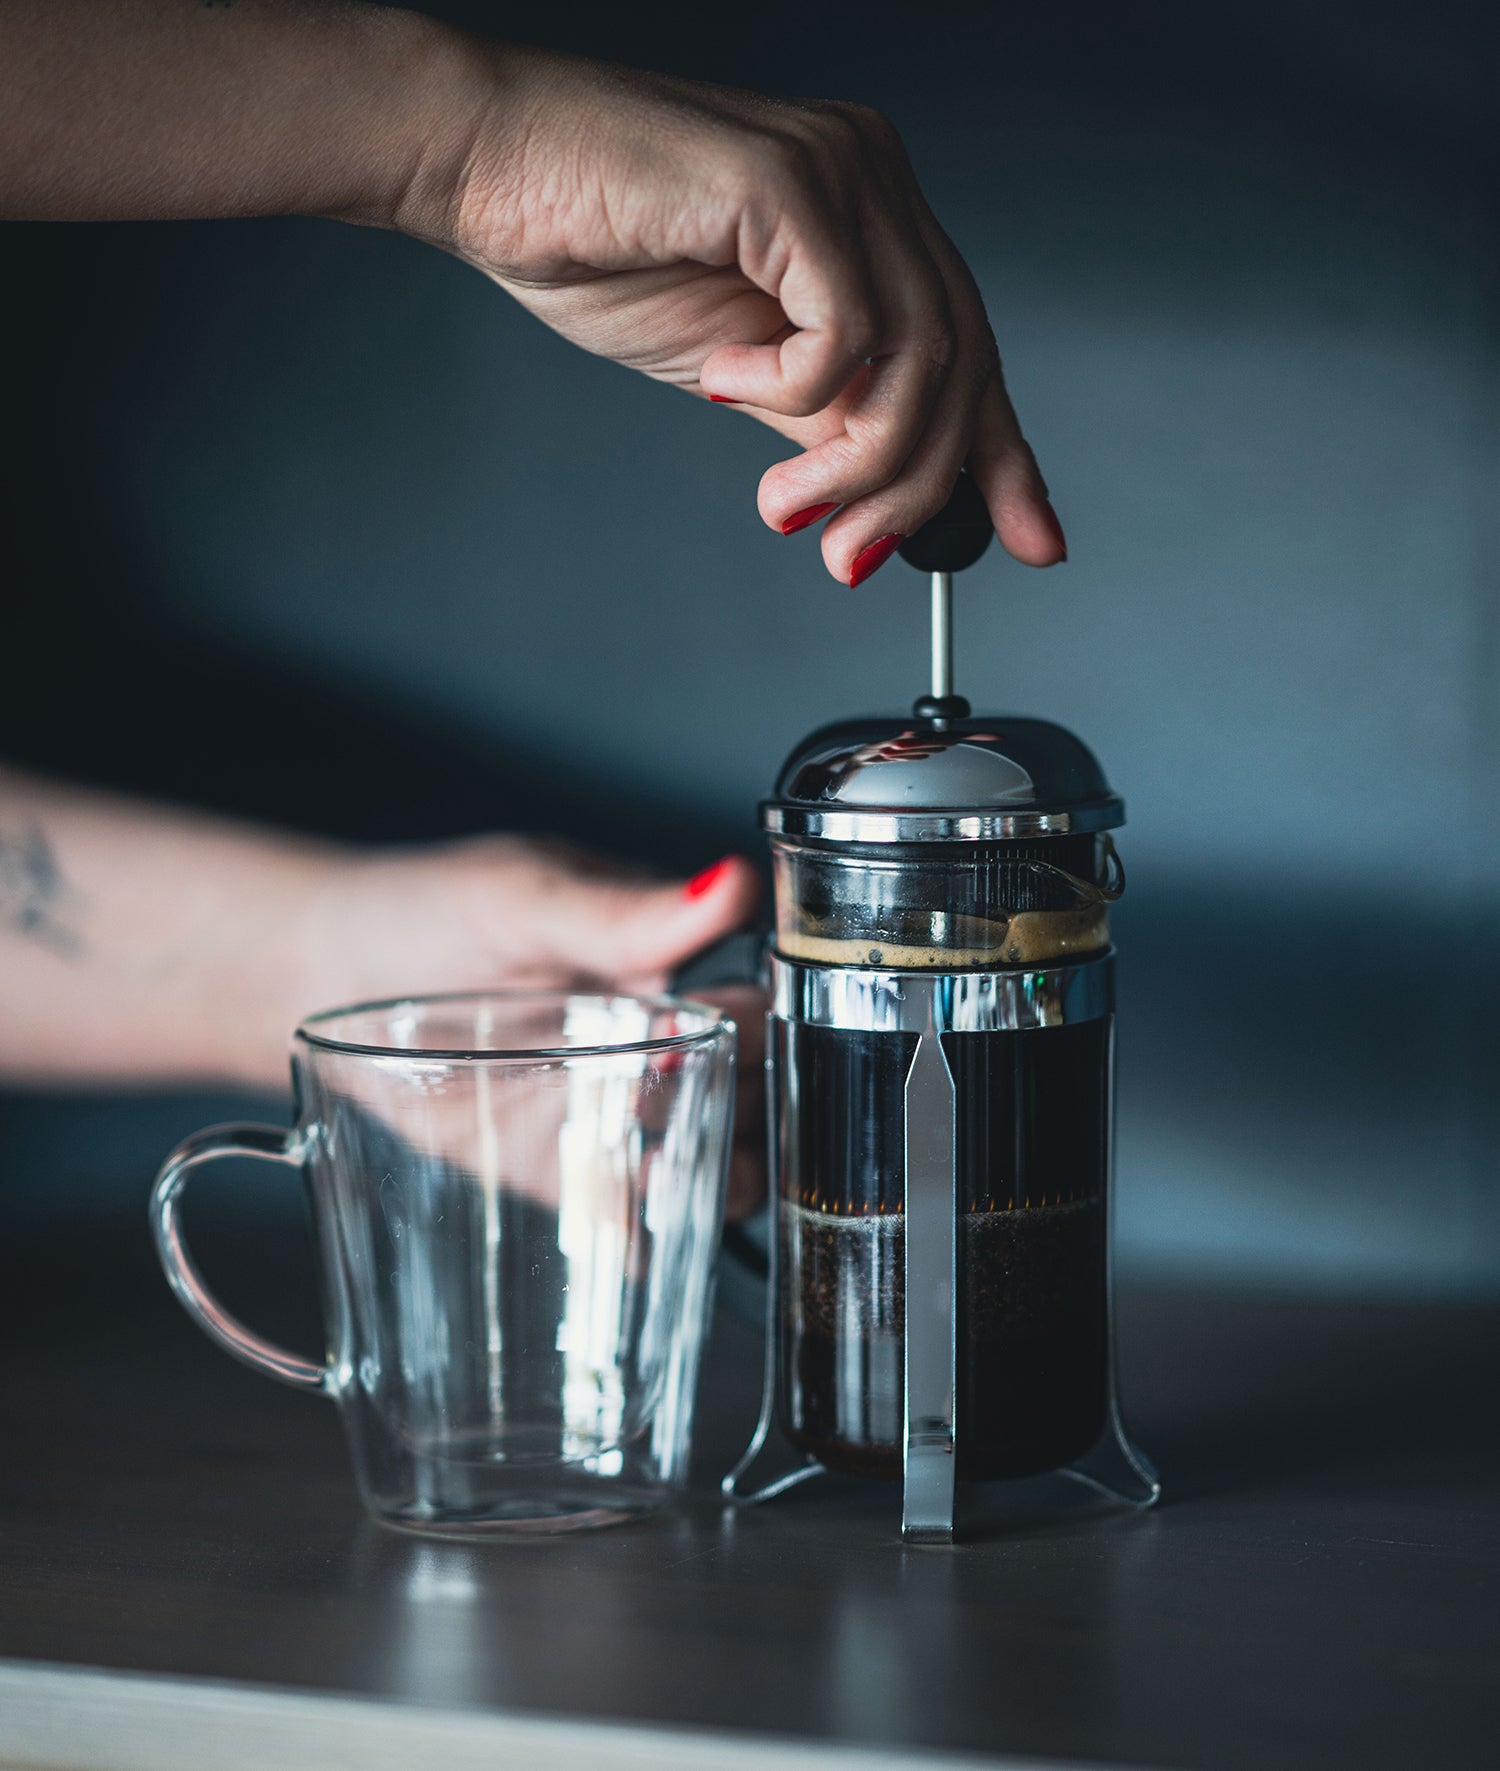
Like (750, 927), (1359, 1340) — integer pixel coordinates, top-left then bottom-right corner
(777, 905), (1108, 969)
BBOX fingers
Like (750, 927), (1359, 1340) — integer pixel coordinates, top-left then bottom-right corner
(725, 1145), (766, 1221)
(762, 327), (1064, 582)
(747, 187), (955, 540)
(516, 849), (762, 987)
(967, 372), (1067, 567)
(700, 318), (870, 423)
(705, 111), (1064, 583)
(698, 119), (952, 432)
(698, 168), (884, 417)
(687, 984), (766, 1138)
(858, 213), (1065, 571)
(902, 203), (1063, 568)
(810, 328), (1064, 580)
(734, 225), (966, 571)
(691, 983), (766, 1221)
(772, 326), (985, 585)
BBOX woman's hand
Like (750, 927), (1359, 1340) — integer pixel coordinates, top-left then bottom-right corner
(1, 5), (1062, 586)
(289, 837), (768, 1221)
(416, 45), (1065, 585)
(0, 770), (767, 1216)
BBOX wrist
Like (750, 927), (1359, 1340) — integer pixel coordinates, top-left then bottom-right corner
(181, 831), (351, 1096)
(338, 12), (532, 253)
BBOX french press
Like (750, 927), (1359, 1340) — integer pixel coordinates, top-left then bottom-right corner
(725, 476), (1159, 1542)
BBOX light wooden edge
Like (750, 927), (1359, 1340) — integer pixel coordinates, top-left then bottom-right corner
(0, 1659), (1147, 1771)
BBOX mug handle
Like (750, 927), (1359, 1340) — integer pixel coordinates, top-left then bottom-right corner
(150, 1123), (330, 1394)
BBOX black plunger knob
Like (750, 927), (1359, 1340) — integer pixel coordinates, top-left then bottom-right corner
(913, 691), (971, 721)
(897, 469), (993, 573)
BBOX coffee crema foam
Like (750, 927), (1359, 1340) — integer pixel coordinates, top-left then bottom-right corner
(777, 905), (1108, 969)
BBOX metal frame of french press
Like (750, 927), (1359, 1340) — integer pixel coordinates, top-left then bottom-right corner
(723, 495), (1160, 1542)
(724, 943), (1159, 1540)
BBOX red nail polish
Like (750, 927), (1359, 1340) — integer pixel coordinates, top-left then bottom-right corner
(708, 395), (741, 405)
(684, 857), (734, 900)
(848, 533), (904, 588)
(781, 502), (839, 537)
(1042, 503), (1068, 562)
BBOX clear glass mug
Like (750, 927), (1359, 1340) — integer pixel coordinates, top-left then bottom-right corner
(151, 992), (736, 1536)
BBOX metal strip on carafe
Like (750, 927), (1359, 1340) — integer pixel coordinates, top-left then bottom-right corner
(900, 977), (958, 1542)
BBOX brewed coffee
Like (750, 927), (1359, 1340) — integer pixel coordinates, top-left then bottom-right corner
(776, 1019), (1110, 1480)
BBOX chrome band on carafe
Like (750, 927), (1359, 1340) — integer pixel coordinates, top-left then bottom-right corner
(769, 950), (1114, 1034)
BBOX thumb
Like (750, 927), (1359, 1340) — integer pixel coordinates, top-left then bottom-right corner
(527, 854), (761, 986)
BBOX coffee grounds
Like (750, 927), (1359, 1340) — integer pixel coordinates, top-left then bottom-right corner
(779, 1197), (1108, 1480)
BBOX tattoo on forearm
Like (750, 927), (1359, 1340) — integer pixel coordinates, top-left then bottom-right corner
(0, 825), (84, 958)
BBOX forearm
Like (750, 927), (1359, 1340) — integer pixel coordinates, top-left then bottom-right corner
(0, 0), (491, 231)
(0, 768), (341, 1089)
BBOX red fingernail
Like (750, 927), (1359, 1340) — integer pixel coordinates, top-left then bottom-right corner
(848, 533), (904, 588)
(1042, 502), (1068, 562)
(684, 857), (734, 900)
(781, 502), (839, 537)
(708, 395), (741, 405)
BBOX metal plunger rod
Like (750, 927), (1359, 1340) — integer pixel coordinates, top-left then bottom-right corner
(902, 469), (987, 719)
(930, 571), (953, 701)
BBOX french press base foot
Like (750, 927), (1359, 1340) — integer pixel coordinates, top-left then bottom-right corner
(722, 1423), (1160, 1534)
(720, 1444), (826, 1508)
(1063, 1405), (1161, 1510)
(723, 1447), (1159, 1541)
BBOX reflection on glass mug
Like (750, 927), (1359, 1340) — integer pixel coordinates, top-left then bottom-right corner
(151, 992), (736, 1536)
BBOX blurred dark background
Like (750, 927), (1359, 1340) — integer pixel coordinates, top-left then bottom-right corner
(2, 0), (1495, 1297)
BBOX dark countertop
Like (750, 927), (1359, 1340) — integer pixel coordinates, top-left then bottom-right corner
(1, 1211), (1497, 1770)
